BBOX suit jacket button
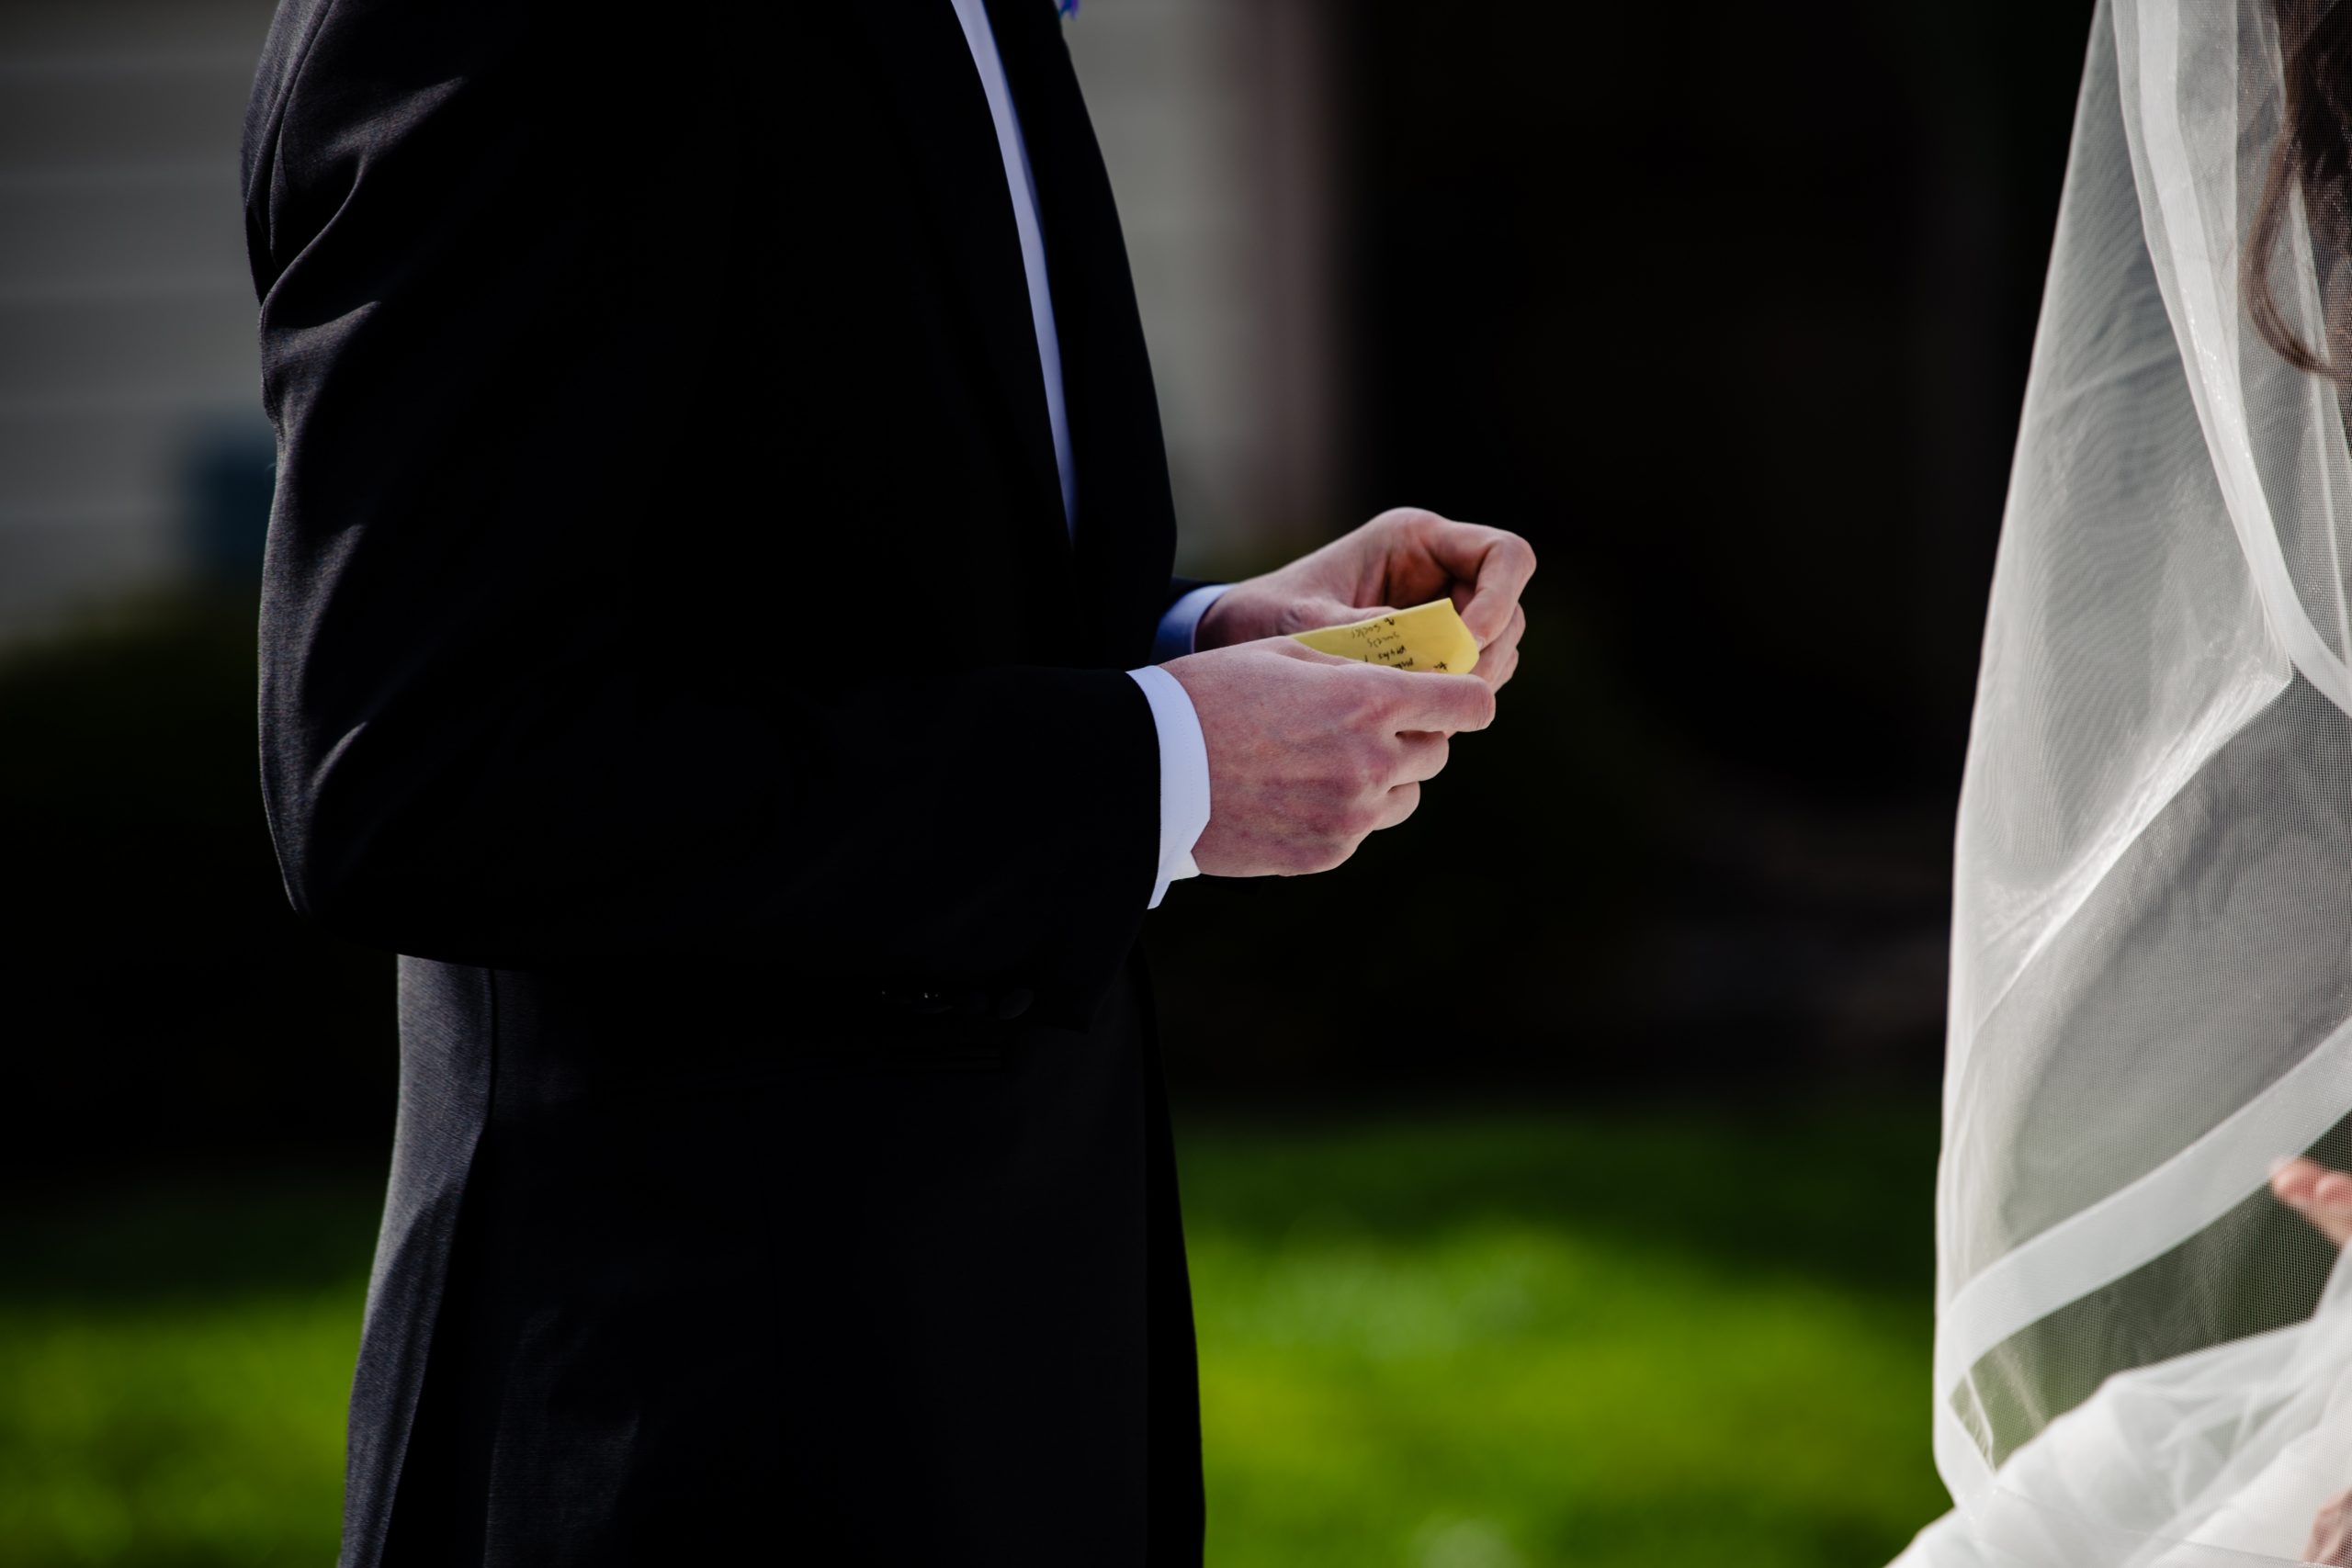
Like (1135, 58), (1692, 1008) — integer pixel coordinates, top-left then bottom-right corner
(992, 987), (1034, 1021)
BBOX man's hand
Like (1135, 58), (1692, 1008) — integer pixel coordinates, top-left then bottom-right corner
(1164, 637), (1495, 876)
(1196, 507), (1536, 691)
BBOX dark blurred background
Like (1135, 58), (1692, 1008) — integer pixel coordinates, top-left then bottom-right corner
(0, 3), (2096, 1564)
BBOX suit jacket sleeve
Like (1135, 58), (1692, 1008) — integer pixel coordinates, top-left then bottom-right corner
(1164, 578), (1217, 615)
(240, 3), (1159, 1001)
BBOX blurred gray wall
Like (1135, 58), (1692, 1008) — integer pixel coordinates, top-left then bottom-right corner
(0, 0), (1338, 641)
(1066, 0), (1339, 574)
(0, 1), (277, 639)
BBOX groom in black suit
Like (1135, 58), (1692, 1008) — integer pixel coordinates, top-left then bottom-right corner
(241, 0), (1532, 1562)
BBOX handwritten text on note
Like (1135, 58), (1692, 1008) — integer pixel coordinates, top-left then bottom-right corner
(1290, 599), (1481, 675)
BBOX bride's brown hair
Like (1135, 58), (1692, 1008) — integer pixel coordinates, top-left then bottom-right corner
(2250, 0), (2352, 378)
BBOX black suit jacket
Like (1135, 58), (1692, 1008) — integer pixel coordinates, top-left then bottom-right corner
(242, 0), (1206, 1561)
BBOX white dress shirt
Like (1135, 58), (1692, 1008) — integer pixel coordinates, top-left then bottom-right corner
(947, 0), (1224, 908)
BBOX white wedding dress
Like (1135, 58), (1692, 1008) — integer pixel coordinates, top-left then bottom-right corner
(1897, 0), (2352, 1563)
(1901, 1251), (2352, 1565)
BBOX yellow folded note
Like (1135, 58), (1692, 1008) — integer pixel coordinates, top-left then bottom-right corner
(1290, 599), (1480, 675)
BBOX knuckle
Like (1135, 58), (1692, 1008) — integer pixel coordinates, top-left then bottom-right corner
(1295, 785), (1357, 845)
(1350, 670), (1398, 723)
(1310, 771), (1359, 818)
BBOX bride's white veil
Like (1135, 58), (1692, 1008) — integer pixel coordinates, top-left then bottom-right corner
(1903, 0), (2352, 1562)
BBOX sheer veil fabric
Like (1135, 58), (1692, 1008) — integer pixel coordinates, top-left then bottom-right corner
(1895, 0), (2352, 1562)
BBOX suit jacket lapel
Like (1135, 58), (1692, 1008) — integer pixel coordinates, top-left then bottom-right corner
(849, 1), (1068, 551)
(983, 0), (1179, 668)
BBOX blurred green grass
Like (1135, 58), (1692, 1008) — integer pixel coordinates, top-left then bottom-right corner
(0, 1106), (1948, 1566)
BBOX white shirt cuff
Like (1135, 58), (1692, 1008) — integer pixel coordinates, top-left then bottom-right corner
(1150, 582), (1232, 664)
(1123, 664), (1214, 909)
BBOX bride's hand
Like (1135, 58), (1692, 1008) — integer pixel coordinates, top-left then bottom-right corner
(2275, 1160), (2352, 1564)
(2271, 1157), (2352, 1247)
(2307, 1487), (2352, 1565)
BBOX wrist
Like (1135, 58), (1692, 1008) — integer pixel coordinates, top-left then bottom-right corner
(1196, 577), (1277, 648)
(1194, 584), (1242, 649)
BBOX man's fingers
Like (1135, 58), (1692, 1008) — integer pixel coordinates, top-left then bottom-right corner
(1479, 641), (1521, 693)
(1283, 599), (1398, 637)
(1391, 732), (1451, 785)
(1267, 637), (1360, 668)
(1424, 522), (1535, 645)
(1388, 671), (1496, 735)
(1475, 604), (1525, 691)
(1373, 780), (1422, 831)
